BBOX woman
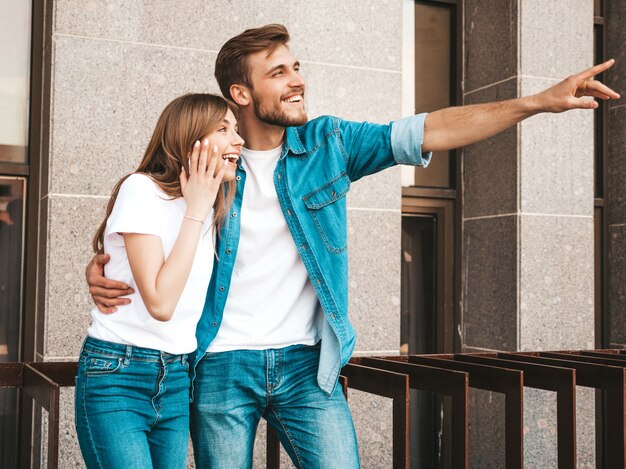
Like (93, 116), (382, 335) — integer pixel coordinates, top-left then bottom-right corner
(75, 93), (243, 468)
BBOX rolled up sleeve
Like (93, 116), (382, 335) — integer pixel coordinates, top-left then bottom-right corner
(390, 113), (432, 167)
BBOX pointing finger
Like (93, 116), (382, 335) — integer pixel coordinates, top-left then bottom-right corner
(576, 59), (615, 81)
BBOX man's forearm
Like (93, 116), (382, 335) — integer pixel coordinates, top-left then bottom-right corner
(420, 60), (620, 154)
(422, 95), (542, 153)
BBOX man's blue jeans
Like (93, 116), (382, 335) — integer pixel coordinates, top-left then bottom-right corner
(75, 337), (191, 468)
(190, 342), (361, 468)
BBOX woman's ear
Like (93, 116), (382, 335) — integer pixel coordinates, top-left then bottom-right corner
(230, 84), (250, 107)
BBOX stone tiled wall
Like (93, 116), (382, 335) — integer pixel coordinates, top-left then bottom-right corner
(462, 0), (596, 467)
(42, 1), (403, 467)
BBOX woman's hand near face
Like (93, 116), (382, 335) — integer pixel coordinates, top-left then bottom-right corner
(180, 138), (227, 220)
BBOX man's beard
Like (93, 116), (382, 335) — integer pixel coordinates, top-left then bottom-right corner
(252, 90), (308, 127)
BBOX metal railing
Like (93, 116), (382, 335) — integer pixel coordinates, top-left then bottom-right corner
(2, 349), (625, 468)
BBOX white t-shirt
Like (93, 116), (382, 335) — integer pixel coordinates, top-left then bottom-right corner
(88, 173), (214, 354)
(207, 146), (322, 352)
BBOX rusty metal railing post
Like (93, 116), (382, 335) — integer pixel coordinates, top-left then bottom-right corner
(361, 357), (469, 469)
(406, 355), (524, 469)
(454, 354), (577, 469)
(500, 352), (626, 469)
(342, 362), (410, 468)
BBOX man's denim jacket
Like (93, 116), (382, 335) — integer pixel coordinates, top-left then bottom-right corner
(192, 113), (431, 396)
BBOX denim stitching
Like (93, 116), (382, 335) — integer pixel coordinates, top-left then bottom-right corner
(84, 357), (122, 377)
(80, 372), (104, 468)
(270, 408), (304, 469)
(150, 356), (167, 430)
(334, 117), (350, 166)
(302, 171), (349, 204)
(289, 125), (339, 161)
(309, 210), (348, 254)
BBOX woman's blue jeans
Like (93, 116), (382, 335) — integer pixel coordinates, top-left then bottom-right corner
(190, 342), (361, 469)
(75, 337), (191, 469)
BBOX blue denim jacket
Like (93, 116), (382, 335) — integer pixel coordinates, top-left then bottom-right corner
(192, 113), (431, 395)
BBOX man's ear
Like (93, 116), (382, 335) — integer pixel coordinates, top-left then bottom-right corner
(230, 84), (251, 107)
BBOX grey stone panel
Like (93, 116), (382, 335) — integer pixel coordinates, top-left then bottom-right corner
(347, 167), (401, 211)
(519, 77), (594, 217)
(463, 215), (518, 351)
(348, 210), (401, 353)
(54, 0), (402, 72)
(468, 388), (505, 469)
(45, 195), (107, 358)
(50, 35), (402, 196)
(464, 0), (517, 93)
(522, 387), (594, 468)
(523, 388), (558, 469)
(519, 0), (592, 79)
(301, 61), (402, 124)
(608, 224), (626, 346)
(350, 389), (394, 469)
(463, 77), (518, 219)
(519, 215), (595, 351)
(49, 35), (221, 196)
(576, 387), (596, 469)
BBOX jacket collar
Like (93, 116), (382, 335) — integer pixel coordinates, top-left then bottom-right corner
(281, 125), (306, 158)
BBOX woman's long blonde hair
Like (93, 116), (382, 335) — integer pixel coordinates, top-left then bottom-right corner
(93, 93), (236, 253)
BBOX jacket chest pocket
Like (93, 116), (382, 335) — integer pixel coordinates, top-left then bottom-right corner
(303, 173), (350, 254)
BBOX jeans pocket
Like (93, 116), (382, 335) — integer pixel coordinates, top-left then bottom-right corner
(84, 355), (123, 376)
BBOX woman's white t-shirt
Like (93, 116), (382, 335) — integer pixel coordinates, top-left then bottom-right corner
(87, 173), (214, 354)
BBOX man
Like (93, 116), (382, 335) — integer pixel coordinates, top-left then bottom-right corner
(86, 24), (619, 468)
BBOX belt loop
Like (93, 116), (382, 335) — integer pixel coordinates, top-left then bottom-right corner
(124, 345), (132, 366)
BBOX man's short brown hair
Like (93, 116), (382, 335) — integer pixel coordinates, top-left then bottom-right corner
(215, 24), (290, 101)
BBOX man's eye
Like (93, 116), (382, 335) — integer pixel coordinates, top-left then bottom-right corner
(218, 127), (227, 132)
(273, 71), (283, 77)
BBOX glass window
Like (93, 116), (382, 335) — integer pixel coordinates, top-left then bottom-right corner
(0, 177), (25, 469)
(414, 2), (454, 189)
(401, 214), (437, 354)
(0, 2), (32, 164)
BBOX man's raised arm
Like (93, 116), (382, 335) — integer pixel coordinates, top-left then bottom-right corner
(422, 59), (620, 153)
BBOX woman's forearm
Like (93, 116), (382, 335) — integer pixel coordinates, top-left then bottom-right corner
(124, 216), (205, 321)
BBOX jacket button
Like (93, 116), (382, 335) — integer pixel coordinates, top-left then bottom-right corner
(236, 176), (241, 181)
(232, 212), (238, 218)
(219, 286), (225, 292)
(226, 249), (232, 254)
(212, 322), (217, 327)
(277, 173), (281, 180)
(287, 209), (292, 216)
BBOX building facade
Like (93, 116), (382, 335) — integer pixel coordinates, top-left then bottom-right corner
(0, 0), (624, 467)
